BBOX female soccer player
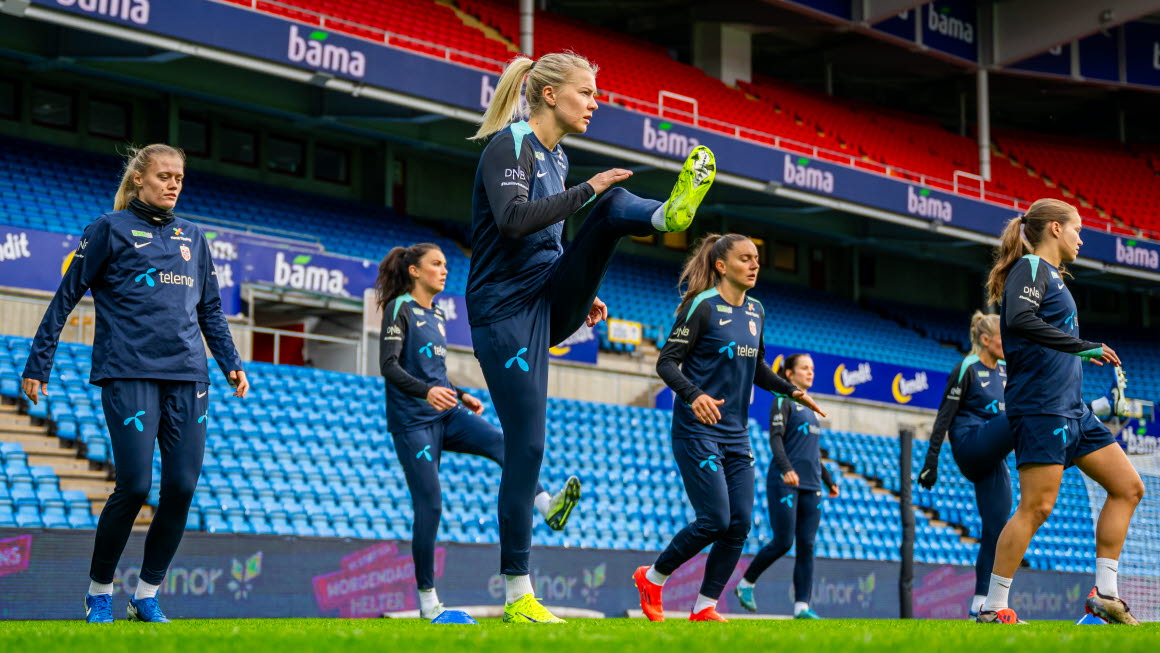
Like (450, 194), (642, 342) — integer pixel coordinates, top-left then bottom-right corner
(976, 199), (1144, 625)
(734, 353), (838, 619)
(918, 312), (1013, 618)
(467, 52), (717, 623)
(376, 243), (581, 620)
(632, 234), (825, 622)
(22, 144), (247, 624)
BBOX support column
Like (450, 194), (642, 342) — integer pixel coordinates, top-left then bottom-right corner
(692, 22), (752, 86)
(520, 0), (534, 56)
(976, 68), (991, 182)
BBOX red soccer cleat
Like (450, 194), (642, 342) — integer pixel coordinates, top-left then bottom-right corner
(976, 608), (1022, 624)
(689, 606), (728, 622)
(632, 566), (665, 622)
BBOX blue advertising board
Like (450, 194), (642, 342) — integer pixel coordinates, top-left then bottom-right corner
(0, 527), (1097, 621)
(872, 9), (917, 42)
(1079, 31), (1120, 82)
(1124, 21), (1160, 87)
(1010, 44), (1072, 77)
(20, 0), (1160, 277)
(656, 345), (949, 424)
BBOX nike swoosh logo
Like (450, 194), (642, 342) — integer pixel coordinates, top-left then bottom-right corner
(1056, 283), (1065, 290)
(416, 321), (427, 327)
(718, 319), (732, 326)
(537, 171), (548, 178)
(134, 242), (151, 249)
(197, 391), (207, 398)
(516, 612), (543, 622)
(980, 382), (990, 387)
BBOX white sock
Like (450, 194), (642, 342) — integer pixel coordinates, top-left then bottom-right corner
(982, 573), (1012, 612)
(88, 581), (113, 596)
(505, 574), (534, 604)
(650, 203), (668, 231)
(1096, 558), (1119, 598)
(794, 601), (809, 616)
(1091, 396), (1112, 419)
(419, 587), (440, 614)
(133, 580), (160, 601)
(693, 594), (717, 614)
(534, 491), (552, 519)
(737, 577), (754, 590)
(970, 594), (986, 615)
(645, 565), (669, 586)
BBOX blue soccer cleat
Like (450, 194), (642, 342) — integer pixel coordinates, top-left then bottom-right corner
(127, 597), (171, 623)
(734, 584), (757, 613)
(795, 607), (822, 620)
(84, 594), (113, 624)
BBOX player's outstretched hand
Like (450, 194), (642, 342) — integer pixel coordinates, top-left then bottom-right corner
(461, 393), (484, 415)
(1088, 343), (1120, 367)
(229, 370), (249, 398)
(586, 168), (633, 194)
(691, 394), (725, 425)
(426, 386), (458, 411)
(21, 378), (47, 405)
(792, 390), (826, 418)
(585, 297), (608, 327)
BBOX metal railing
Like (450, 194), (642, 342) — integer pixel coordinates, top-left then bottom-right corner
(224, 0), (1145, 239)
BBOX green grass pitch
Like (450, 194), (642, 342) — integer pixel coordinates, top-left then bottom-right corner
(2, 618), (1158, 653)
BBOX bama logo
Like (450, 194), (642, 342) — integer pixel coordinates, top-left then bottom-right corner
(0, 232), (32, 262)
(287, 26), (367, 78)
(782, 155), (835, 194)
(274, 252), (348, 296)
(56, 0), (149, 25)
(927, 5), (974, 44)
(1115, 238), (1159, 270)
(891, 371), (930, 404)
(906, 186), (952, 222)
(833, 362), (872, 395)
(642, 118), (701, 158)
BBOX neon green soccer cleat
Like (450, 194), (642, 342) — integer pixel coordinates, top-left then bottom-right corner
(503, 594), (566, 623)
(544, 476), (582, 531)
(662, 145), (716, 232)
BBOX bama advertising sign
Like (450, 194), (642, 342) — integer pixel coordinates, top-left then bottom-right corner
(656, 346), (947, 425)
(25, 0), (1160, 275)
(0, 527), (1095, 620)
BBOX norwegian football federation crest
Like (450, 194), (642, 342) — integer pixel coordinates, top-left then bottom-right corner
(749, 320), (757, 336)
(180, 244), (191, 261)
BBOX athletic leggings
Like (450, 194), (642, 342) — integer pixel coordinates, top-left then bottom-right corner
(471, 188), (659, 576)
(743, 482), (823, 603)
(653, 438), (755, 600)
(390, 407), (545, 589)
(950, 415), (1014, 597)
(91, 379), (207, 586)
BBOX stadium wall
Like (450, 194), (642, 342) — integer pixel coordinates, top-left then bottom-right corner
(0, 528), (1090, 621)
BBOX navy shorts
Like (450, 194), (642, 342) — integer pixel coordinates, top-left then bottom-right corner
(1011, 406), (1116, 468)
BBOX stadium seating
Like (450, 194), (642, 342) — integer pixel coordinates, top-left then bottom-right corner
(0, 333), (1112, 570)
(0, 137), (471, 296)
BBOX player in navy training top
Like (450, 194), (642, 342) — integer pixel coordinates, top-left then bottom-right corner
(632, 234), (825, 623)
(22, 145), (247, 624)
(735, 353), (838, 619)
(467, 53), (717, 622)
(919, 312), (1013, 618)
(375, 244), (581, 620)
(976, 199), (1143, 626)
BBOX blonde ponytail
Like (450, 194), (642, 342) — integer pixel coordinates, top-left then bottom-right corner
(985, 198), (1077, 305)
(676, 233), (750, 316)
(470, 52), (599, 141)
(113, 143), (186, 211)
(969, 310), (999, 355)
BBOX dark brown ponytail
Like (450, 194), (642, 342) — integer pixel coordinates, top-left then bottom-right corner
(375, 243), (441, 309)
(676, 233), (750, 316)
